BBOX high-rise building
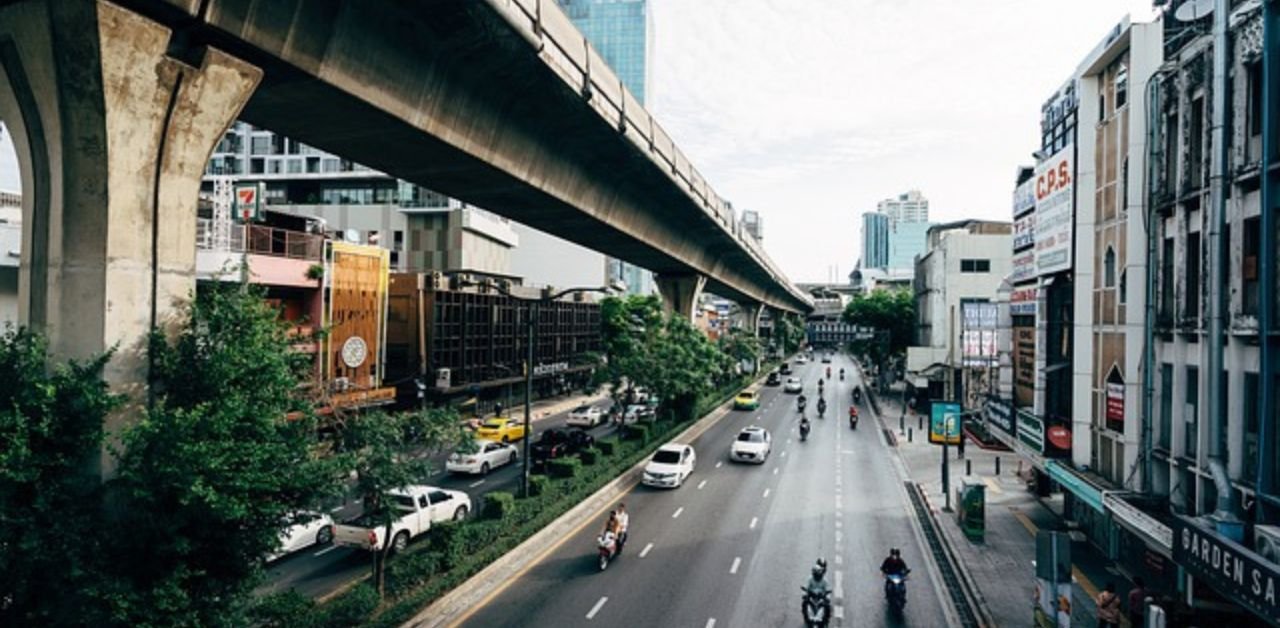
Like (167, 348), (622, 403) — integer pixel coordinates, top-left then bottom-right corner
(878, 189), (929, 223)
(557, 0), (654, 295)
(860, 212), (889, 269)
(875, 190), (932, 271)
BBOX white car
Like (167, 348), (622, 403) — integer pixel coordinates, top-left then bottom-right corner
(333, 485), (471, 553)
(796, 356), (808, 364)
(446, 439), (518, 475)
(784, 377), (803, 393)
(268, 511), (334, 561)
(643, 443), (696, 488)
(566, 404), (605, 428)
(731, 427), (772, 464)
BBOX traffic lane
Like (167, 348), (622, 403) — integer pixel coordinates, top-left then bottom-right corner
(460, 394), (786, 627)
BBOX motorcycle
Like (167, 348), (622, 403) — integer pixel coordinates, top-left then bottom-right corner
(825, 367), (831, 379)
(797, 398), (807, 413)
(839, 369), (845, 381)
(597, 533), (619, 571)
(884, 570), (910, 612)
(817, 399), (827, 418)
(800, 586), (832, 627)
(849, 408), (859, 430)
(852, 388), (862, 403)
(799, 419), (811, 441)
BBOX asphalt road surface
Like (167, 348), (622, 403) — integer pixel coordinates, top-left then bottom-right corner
(259, 397), (619, 600)
(459, 354), (952, 628)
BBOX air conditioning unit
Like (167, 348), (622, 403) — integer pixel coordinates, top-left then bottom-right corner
(424, 271), (445, 292)
(1255, 525), (1280, 564)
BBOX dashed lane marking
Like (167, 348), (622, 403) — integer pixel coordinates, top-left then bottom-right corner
(639, 543), (654, 558)
(763, 488), (771, 499)
(469, 479), (486, 488)
(750, 517), (758, 529)
(672, 507), (684, 519)
(773, 468), (779, 475)
(313, 545), (339, 557)
(730, 557), (741, 574)
(705, 619), (717, 628)
(697, 480), (708, 490)
(716, 461), (723, 469)
(586, 597), (608, 620)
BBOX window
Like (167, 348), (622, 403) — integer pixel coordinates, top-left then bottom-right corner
(1160, 238), (1175, 321)
(961, 259), (991, 273)
(1185, 232), (1201, 320)
(428, 490), (451, 504)
(1244, 216), (1260, 315)
(1158, 364), (1173, 450)
(1115, 63), (1128, 109)
(393, 230), (404, 251)
(250, 136), (271, 155)
(1185, 366), (1199, 458)
(1243, 373), (1259, 483)
(1189, 96), (1205, 189)
(1104, 246), (1116, 287)
(1164, 111), (1179, 194)
(1248, 61), (1263, 138)
(287, 159), (303, 174)
(249, 158), (264, 174)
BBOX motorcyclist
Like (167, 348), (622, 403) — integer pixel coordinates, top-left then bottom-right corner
(826, 366), (831, 379)
(880, 548), (910, 597)
(799, 416), (811, 440)
(797, 393), (807, 412)
(849, 405), (859, 428)
(839, 368), (845, 380)
(852, 387), (862, 403)
(816, 397), (827, 415)
(614, 503), (630, 554)
(803, 559), (832, 621)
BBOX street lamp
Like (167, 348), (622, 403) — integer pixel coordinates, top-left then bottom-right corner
(455, 277), (623, 498)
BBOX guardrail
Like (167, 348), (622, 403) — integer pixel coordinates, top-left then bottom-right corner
(195, 218), (323, 261)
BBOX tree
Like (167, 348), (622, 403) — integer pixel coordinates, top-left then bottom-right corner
(841, 289), (916, 362)
(332, 407), (466, 597)
(774, 314), (805, 354)
(0, 328), (120, 626)
(105, 284), (343, 627)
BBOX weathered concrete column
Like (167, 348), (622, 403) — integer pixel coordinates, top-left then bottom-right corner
(0, 0), (261, 474)
(738, 301), (764, 335)
(655, 273), (706, 322)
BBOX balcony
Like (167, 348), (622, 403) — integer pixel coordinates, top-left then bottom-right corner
(196, 218), (323, 288)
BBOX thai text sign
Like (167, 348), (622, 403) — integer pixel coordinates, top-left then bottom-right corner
(1106, 382), (1125, 430)
(1013, 178), (1036, 217)
(1034, 145), (1074, 276)
(1013, 213), (1036, 249)
(1173, 516), (1280, 624)
(1012, 250), (1037, 283)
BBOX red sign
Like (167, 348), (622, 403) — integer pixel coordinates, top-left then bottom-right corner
(1106, 382), (1124, 429)
(1046, 425), (1071, 451)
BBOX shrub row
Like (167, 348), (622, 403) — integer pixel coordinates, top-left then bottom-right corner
(252, 371), (771, 627)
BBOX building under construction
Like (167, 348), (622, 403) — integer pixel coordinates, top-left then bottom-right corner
(386, 272), (603, 411)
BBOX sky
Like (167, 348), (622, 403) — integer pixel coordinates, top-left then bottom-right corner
(647, 0), (1155, 284)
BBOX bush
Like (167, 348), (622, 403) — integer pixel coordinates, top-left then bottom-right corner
(579, 447), (600, 466)
(483, 491), (515, 520)
(547, 457), (582, 478)
(623, 424), (650, 443)
(528, 474), (551, 496)
(250, 591), (316, 628)
(385, 549), (442, 597)
(429, 520), (504, 570)
(321, 583), (379, 628)
(596, 438), (619, 456)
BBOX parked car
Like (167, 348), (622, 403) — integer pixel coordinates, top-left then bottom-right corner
(780, 362), (792, 374)
(734, 390), (761, 410)
(766, 372), (781, 386)
(446, 439), (518, 475)
(784, 377), (803, 393)
(475, 417), (526, 443)
(332, 485), (471, 554)
(531, 428), (596, 470)
(267, 511), (334, 561)
(566, 404), (605, 428)
(642, 444), (696, 488)
(624, 403), (656, 423)
(731, 426), (772, 464)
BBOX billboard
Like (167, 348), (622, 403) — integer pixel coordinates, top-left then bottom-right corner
(1011, 250), (1036, 283)
(1013, 178), (1036, 217)
(930, 402), (962, 445)
(323, 241), (391, 397)
(1013, 212), (1036, 250)
(1034, 145), (1074, 276)
(234, 181), (264, 222)
(1173, 516), (1280, 624)
(961, 302), (998, 367)
(1010, 286), (1037, 316)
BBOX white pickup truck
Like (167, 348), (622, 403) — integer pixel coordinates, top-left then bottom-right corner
(332, 485), (471, 554)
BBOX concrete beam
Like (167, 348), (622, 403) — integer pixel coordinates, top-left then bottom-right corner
(655, 273), (705, 323)
(0, 0), (260, 475)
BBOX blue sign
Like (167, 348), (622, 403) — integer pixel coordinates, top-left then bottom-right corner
(930, 402), (962, 445)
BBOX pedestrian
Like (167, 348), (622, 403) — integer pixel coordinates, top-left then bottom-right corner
(1126, 577), (1148, 627)
(1096, 581), (1121, 628)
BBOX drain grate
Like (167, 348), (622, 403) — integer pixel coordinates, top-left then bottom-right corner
(903, 481), (981, 628)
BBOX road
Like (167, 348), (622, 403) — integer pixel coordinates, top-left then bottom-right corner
(459, 353), (953, 628)
(259, 395), (617, 600)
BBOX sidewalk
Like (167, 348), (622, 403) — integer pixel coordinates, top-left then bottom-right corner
(865, 374), (1138, 628)
(478, 389), (609, 423)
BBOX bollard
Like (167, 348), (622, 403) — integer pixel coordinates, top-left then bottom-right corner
(966, 459), (972, 476)
(996, 457), (1001, 475)
(908, 427), (913, 442)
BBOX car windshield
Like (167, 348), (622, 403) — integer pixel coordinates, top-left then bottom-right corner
(482, 419), (503, 428)
(573, 405), (591, 413)
(739, 393), (754, 399)
(737, 432), (764, 443)
(392, 495), (416, 511)
(652, 450), (682, 464)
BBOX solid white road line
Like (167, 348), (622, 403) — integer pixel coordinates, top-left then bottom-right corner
(586, 597), (608, 620)
(763, 488), (771, 499)
(730, 557), (741, 574)
(697, 480), (707, 490)
(469, 479), (486, 488)
(639, 542), (654, 558)
(313, 545), (339, 557)
(750, 517), (758, 529)
(672, 507), (684, 519)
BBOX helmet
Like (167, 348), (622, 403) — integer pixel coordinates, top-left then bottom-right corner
(811, 565), (823, 578)
(891, 548), (901, 557)
(816, 557), (828, 572)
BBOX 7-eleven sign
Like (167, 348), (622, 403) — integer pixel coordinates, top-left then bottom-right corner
(234, 182), (264, 222)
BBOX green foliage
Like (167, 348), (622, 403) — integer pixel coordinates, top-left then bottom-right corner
(305, 264), (325, 280)
(385, 550), (441, 598)
(321, 584), (380, 628)
(579, 446), (600, 466)
(249, 591), (317, 628)
(596, 438), (618, 456)
(547, 457), (582, 478)
(775, 314), (806, 354)
(841, 289), (916, 360)
(107, 284), (344, 627)
(528, 474), (551, 496)
(483, 491), (515, 520)
(622, 424), (650, 443)
(718, 328), (762, 366)
(0, 328), (121, 626)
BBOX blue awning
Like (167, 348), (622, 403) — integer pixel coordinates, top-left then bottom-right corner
(1046, 460), (1105, 513)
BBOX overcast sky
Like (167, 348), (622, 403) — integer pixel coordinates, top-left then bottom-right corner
(648, 0), (1154, 283)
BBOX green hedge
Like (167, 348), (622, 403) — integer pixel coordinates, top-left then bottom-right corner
(265, 371), (770, 627)
(546, 457), (581, 478)
(622, 424), (649, 443)
(579, 447), (601, 466)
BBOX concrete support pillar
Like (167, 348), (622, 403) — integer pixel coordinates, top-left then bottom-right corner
(739, 301), (764, 335)
(655, 273), (706, 323)
(0, 0), (261, 474)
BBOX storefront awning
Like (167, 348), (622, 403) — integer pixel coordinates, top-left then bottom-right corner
(1046, 460), (1105, 513)
(1102, 492), (1172, 557)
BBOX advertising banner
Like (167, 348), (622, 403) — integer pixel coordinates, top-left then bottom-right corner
(1106, 382), (1125, 431)
(1034, 531), (1073, 628)
(1011, 286), (1038, 316)
(1011, 250), (1037, 283)
(1013, 327), (1036, 406)
(985, 396), (1014, 435)
(323, 241), (390, 394)
(930, 402), (962, 445)
(234, 181), (264, 222)
(1013, 212), (1036, 249)
(1173, 516), (1280, 625)
(1034, 145), (1074, 276)
(1013, 178), (1036, 218)
(1017, 408), (1044, 452)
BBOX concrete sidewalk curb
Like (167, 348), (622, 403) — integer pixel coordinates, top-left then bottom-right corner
(403, 384), (752, 628)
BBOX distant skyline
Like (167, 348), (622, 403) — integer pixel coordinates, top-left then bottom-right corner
(648, 0), (1154, 283)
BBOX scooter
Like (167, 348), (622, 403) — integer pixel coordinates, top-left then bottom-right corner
(852, 387), (862, 403)
(839, 370), (845, 381)
(884, 570), (910, 612)
(817, 399), (827, 419)
(800, 586), (832, 627)
(849, 408), (859, 430)
(799, 419), (811, 441)
(597, 533), (619, 571)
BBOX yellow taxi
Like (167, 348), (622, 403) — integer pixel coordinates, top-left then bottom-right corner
(475, 417), (527, 443)
(734, 390), (760, 411)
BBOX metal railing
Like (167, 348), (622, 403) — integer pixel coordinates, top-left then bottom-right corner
(195, 218), (323, 261)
